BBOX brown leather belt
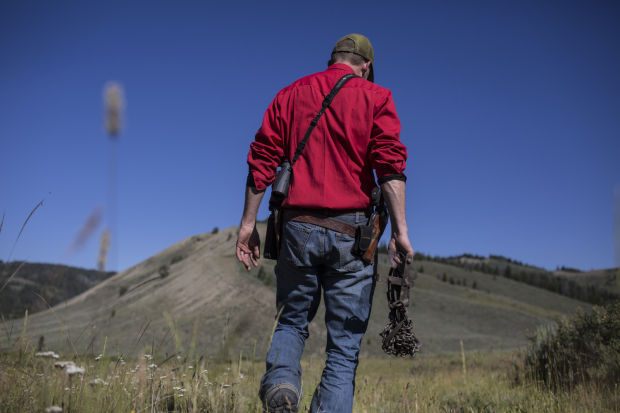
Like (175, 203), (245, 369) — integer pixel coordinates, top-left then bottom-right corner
(282, 209), (360, 237)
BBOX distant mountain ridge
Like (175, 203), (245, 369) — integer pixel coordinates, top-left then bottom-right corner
(412, 252), (619, 304)
(0, 261), (114, 319)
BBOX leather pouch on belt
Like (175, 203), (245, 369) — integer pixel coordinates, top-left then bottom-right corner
(353, 224), (373, 257)
(263, 211), (279, 260)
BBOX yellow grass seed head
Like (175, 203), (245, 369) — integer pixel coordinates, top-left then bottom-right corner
(98, 230), (110, 271)
(104, 82), (124, 138)
(70, 207), (103, 255)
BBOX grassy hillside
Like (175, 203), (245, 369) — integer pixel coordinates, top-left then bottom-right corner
(0, 262), (114, 319)
(411, 251), (619, 304)
(0, 224), (592, 359)
(553, 267), (620, 296)
(0, 226), (278, 358)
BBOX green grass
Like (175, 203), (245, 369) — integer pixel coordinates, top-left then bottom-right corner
(1, 349), (618, 412)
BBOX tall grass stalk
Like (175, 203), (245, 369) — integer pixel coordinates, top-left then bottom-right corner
(17, 309), (28, 360)
(460, 339), (467, 378)
(267, 306), (285, 349)
(188, 317), (199, 364)
(7, 200), (43, 262)
(163, 311), (184, 355)
(102, 335), (108, 358)
(0, 261), (26, 294)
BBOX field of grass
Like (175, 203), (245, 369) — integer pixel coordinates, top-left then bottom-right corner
(1, 346), (618, 412)
(2, 224), (615, 411)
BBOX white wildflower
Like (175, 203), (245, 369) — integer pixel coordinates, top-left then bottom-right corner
(188, 365), (193, 369)
(88, 378), (109, 386)
(54, 361), (75, 369)
(95, 354), (103, 361)
(201, 369), (208, 375)
(144, 354), (153, 360)
(36, 351), (59, 359)
(176, 355), (182, 360)
(239, 373), (245, 379)
(148, 363), (157, 369)
(65, 364), (85, 376)
(45, 406), (62, 413)
(64, 387), (70, 391)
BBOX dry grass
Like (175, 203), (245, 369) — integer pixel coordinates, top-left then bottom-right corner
(1, 200), (44, 295)
(1, 343), (618, 412)
(1, 216), (616, 411)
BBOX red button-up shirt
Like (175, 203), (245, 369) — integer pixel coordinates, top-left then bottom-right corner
(247, 63), (407, 210)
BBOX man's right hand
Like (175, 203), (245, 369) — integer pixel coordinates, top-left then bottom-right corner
(236, 224), (260, 271)
(237, 184), (266, 271)
(388, 232), (414, 268)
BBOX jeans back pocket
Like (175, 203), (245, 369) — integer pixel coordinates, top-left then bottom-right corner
(335, 232), (365, 273)
(281, 221), (313, 267)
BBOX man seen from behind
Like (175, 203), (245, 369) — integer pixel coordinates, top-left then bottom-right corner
(236, 33), (414, 413)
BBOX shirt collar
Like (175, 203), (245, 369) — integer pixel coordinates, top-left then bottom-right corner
(327, 63), (356, 74)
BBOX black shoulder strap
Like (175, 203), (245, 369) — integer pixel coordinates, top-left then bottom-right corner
(291, 73), (357, 166)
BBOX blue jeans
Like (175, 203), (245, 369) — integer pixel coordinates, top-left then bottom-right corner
(260, 213), (376, 413)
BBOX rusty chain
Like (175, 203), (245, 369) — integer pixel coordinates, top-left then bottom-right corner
(379, 254), (422, 357)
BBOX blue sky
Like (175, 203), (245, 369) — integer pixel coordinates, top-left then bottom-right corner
(1, 0), (618, 272)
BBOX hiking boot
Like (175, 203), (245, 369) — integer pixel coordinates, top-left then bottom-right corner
(262, 383), (299, 413)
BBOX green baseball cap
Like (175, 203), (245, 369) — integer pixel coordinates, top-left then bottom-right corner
(332, 33), (375, 82)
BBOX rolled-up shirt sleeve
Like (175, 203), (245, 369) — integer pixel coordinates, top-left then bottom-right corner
(369, 91), (407, 181)
(247, 95), (285, 191)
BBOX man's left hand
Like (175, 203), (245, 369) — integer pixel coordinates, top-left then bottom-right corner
(236, 224), (261, 271)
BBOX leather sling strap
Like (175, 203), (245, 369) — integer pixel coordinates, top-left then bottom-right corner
(282, 73), (360, 237)
(266, 73), (358, 260)
(291, 73), (358, 166)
